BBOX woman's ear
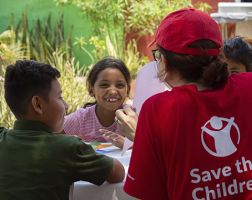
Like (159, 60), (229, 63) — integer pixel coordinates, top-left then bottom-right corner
(31, 96), (43, 115)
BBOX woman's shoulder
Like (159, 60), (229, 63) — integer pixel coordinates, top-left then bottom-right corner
(143, 85), (199, 113)
(230, 72), (252, 82)
(228, 72), (252, 90)
(145, 88), (185, 104)
(142, 90), (177, 112)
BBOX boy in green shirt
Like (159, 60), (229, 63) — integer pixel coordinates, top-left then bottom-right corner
(0, 60), (125, 200)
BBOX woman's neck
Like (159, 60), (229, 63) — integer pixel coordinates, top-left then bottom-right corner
(165, 71), (207, 91)
(95, 105), (116, 127)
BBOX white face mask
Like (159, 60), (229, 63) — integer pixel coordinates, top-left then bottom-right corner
(155, 61), (173, 90)
(156, 60), (167, 82)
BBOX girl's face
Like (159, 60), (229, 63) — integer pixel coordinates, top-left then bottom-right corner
(91, 68), (128, 112)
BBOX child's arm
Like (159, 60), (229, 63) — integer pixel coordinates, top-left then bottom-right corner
(71, 138), (125, 185)
(106, 158), (125, 183)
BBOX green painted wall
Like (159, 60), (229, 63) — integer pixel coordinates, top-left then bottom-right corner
(0, 0), (94, 66)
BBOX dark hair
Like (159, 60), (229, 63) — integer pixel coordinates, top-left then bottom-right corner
(84, 57), (131, 107)
(224, 36), (252, 72)
(4, 60), (60, 117)
(158, 40), (228, 89)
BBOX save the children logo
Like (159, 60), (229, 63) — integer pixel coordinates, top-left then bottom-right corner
(201, 116), (240, 157)
(190, 117), (251, 199)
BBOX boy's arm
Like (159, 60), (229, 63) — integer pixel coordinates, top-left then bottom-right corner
(70, 138), (125, 185)
(106, 158), (125, 183)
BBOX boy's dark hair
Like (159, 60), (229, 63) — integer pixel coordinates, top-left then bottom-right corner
(4, 60), (60, 118)
(159, 39), (228, 89)
(224, 36), (252, 72)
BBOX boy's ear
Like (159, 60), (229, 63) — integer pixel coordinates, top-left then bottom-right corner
(31, 96), (43, 115)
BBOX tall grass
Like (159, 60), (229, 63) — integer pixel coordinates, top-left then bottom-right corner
(0, 50), (92, 127)
(0, 79), (16, 128)
(85, 29), (148, 78)
(48, 50), (92, 114)
(0, 29), (28, 127)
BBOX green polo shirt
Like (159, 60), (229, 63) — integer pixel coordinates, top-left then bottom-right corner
(0, 120), (113, 200)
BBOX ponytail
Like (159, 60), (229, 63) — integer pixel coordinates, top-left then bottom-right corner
(201, 57), (228, 88)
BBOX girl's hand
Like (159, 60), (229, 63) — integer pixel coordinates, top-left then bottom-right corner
(99, 129), (125, 149)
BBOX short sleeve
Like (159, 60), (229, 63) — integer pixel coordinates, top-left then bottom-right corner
(64, 109), (82, 136)
(70, 138), (113, 185)
(124, 100), (168, 199)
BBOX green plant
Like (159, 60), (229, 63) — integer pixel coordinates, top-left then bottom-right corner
(102, 31), (148, 78)
(56, 0), (126, 65)
(55, 0), (211, 77)
(81, 30), (147, 78)
(0, 29), (28, 69)
(0, 48), (90, 127)
(128, 0), (211, 36)
(55, 0), (125, 34)
(89, 36), (106, 60)
(0, 27), (29, 128)
(122, 40), (148, 78)
(193, 1), (212, 13)
(55, 0), (211, 37)
(126, 0), (192, 36)
(0, 76), (16, 128)
(48, 50), (92, 114)
(0, 87), (16, 128)
(74, 36), (95, 63)
(0, 12), (87, 127)
(14, 11), (73, 63)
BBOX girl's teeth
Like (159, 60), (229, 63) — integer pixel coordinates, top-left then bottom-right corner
(107, 98), (117, 102)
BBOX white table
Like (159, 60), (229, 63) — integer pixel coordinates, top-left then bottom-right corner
(72, 148), (135, 200)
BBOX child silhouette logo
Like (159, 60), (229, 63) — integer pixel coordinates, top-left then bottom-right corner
(201, 116), (240, 157)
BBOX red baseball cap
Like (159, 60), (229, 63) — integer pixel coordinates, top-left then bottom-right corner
(149, 8), (222, 56)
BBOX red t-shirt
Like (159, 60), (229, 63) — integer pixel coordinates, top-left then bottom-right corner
(124, 73), (252, 200)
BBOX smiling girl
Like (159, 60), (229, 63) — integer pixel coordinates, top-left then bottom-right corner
(63, 57), (131, 147)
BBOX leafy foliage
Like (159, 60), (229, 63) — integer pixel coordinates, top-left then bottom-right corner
(126, 0), (192, 35)
(0, 12), (86, 127)
(55, 0), (211, 36)
(0, 46), (89, 127)
(0, 29), (26, 127)
(48, 50), (92, 114)
(55, 0), (125, 34)
(55, 0), (211, 77)
(77, 29), (148, 78)
(15, 11), (73, 62)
